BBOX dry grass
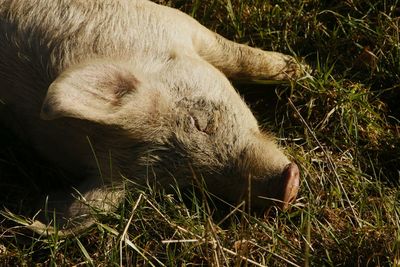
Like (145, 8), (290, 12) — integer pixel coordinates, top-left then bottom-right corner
(1, 0), (399, 266)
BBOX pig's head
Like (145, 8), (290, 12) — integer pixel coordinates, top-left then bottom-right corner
(41, 58), (299, 211)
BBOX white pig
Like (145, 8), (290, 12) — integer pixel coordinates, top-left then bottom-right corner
(0, 0), (301, 232)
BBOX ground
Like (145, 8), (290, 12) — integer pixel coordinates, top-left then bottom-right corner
(1, 0), (399, 266)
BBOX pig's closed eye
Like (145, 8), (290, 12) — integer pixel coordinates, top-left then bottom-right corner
(189, 115), (203, 132)
(189, 115), (209, 135)
(189, 115), (197, 129)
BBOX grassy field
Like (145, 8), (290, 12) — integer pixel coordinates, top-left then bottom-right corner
(1, 0), (399, 266)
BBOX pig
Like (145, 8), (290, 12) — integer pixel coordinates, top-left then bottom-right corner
(0, 0), (301, 232)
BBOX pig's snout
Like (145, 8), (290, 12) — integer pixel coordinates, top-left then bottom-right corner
(279, 163), (300, 210)
(241, 161), (300, 212)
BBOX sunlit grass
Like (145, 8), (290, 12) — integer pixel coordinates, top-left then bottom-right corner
(1, 0), (399, 266)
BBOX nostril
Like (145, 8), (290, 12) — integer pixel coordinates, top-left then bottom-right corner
(281, 163), (300, 210)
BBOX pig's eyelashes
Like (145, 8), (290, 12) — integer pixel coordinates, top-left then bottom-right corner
(189, 115), (197, 129)
(189, 115), (202, 132)
(189, 115), (210, 135)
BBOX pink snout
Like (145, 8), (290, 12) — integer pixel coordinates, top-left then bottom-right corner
(279, 163), (300, 209)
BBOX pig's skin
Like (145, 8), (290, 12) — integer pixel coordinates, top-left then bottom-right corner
(0, 0), (301, 230)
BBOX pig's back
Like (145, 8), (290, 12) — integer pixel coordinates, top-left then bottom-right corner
(0, 1), (138, 98)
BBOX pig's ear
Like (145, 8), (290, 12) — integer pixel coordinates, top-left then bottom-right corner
(40, 61), (139, 122)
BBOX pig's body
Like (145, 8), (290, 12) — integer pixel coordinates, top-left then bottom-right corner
(0, 0), (300, 230)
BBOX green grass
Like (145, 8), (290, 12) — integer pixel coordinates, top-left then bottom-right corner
(1, 0), (400, 265)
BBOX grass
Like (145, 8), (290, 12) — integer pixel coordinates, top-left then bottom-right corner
(1, 0), (399, 265)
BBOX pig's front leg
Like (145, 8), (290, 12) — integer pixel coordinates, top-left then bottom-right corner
(194, 31), (307, 80)
(29, 177), (125, 235)
(147, 1), (306, 80)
